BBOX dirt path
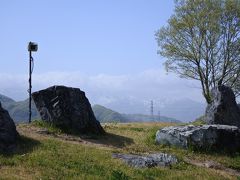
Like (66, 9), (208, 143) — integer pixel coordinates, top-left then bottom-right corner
(184, 158), (240, 177)
(17, 125), (121, 151)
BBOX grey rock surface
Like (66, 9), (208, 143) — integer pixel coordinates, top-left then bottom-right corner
(205, 85), (240, 127)
(156, 125), (240, 151)
(32, 85), (105, 134)
(112, 153), (178, 168)
(0, 102), (18, 152)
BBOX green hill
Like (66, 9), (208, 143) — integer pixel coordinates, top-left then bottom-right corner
(6, 99), (40, 123)
(92, 104), (127, 123)
(122, 114), (181, 123)
(0, 94), (40, 123)
(0, 94), (15, 106)
(93, 104), (181, 123)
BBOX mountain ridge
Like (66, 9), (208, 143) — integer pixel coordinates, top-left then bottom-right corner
(101, 97), (206, 122)
(0, 94), (181, 123)
(0, 94), (40, 122)
(92, 104), (181, 123)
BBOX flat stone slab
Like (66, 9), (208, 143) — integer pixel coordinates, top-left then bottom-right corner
(112, 153), (178, 168)
(156, 125), (240, 152)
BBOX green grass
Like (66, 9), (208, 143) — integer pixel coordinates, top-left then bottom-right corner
(190, 116), (206, 126)
(0, 122), (239, 179)
(0, 139), (229, 179)
(31, 119), (63, 134)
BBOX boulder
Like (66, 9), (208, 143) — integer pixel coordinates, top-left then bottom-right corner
(32, 85), (105, 135)
(156, 125), (240, 152)
(0, 102), (18, 152)
(205, 85), (240, 127)
(112, 153), (177, 168)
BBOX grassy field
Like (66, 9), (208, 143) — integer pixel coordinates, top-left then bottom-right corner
(0, 121), (239, 179)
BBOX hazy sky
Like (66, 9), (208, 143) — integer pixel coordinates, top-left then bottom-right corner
(0, 1), (205, 110)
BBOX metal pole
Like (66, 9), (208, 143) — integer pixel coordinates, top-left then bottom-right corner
(29, 50), (32, 123)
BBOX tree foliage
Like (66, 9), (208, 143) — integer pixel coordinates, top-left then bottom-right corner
(156, 0), (240, 103)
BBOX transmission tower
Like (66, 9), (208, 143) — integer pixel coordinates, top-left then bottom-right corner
(150, 100), (154, 121)
(158, 110), (161, 121)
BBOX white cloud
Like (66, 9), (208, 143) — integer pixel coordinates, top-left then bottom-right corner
(0, 69), (204, 106)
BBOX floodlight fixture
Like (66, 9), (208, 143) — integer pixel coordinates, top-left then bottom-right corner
(28, 42), (38, 52)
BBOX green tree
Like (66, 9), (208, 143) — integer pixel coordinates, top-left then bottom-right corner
(156, 0), (240, 104)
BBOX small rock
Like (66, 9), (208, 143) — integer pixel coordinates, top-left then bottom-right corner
(204, 161), (219, 168)
(36, 129), (50, 134)
(112, 153), (178, 168)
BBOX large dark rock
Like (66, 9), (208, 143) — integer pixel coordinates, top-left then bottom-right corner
(156, 125), (240, 152)
(112, 153), (178, 168)
(205, 85), (240, 127)
(32, 85), (105, 134)
(0, 102), (18, 152)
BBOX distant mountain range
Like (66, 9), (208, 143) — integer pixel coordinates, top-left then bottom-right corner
(160, 99), (206, 122)
(92, 104), (181, 123)
(101, 97), (206, 122)
(0, 94), (39, 123)
(92, 104), (128, 123)
(0, 94), (181, 123)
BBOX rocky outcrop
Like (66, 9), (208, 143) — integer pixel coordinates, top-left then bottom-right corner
(0, 102), (18, 152)
(205, 85), (240, 127)
(156, 125), (240, 152)
(112, 153), (177, 168)
(32, 85), (105, 135)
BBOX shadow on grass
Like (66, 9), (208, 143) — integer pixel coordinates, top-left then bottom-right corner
(2, 135), (41, 157)
(31, 120), (133, 148)
(82, 132), (134, 148)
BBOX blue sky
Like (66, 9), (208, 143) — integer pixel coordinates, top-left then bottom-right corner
(0, 0), (174, 74)
(0, 1), (205, 119)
